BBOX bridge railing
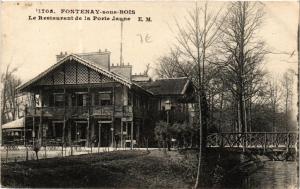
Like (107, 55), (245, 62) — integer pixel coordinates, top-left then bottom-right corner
(207, 132), (298, 150)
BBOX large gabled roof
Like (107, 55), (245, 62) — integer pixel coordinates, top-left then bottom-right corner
(17, 54), (132, 91)
(139, 77), (191, 96)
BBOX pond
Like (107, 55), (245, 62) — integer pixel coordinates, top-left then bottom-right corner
(241, 161), (298, 189)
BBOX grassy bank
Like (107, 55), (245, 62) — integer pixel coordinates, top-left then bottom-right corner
(1, 150), (193, 188)
(1, 148), (264, 188)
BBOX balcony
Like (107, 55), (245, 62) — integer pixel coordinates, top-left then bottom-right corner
(26, 105), (133, 118)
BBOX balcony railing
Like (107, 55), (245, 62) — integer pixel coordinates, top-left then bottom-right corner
(26, 105), (133, 118)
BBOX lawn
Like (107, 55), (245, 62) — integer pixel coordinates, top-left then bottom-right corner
(1, 150), (193, 188)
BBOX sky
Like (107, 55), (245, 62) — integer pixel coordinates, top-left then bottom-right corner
(1, 1), (298, 118)
(1, 1), (298, 80)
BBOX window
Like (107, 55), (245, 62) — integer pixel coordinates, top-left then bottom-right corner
(54, 93), (65, 107)
(76, 93), (88, 106)
(35, 94), (41, 107)
(52, 121), (63, 138)
(99, 91), (112, 105)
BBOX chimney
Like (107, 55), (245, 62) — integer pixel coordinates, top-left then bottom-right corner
(56, 51), (66, 62)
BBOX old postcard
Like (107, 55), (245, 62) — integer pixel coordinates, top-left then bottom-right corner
(0, 1), (299, 188)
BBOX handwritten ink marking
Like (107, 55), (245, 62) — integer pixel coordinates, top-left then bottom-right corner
(137, 34), (152, 43)
(145, 34), (152, 43)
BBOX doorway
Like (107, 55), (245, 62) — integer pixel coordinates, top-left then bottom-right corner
(96, 121), (112, 147)
(73, 121), (88, 146)
(52, 121), (63, 139)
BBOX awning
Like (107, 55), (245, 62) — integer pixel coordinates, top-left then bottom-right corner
(2, 118), (24, 129)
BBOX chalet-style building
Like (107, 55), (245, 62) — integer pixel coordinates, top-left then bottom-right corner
(15, 50), (195, 148)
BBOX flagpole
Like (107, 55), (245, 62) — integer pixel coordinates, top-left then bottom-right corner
(120, 21), (124, 66)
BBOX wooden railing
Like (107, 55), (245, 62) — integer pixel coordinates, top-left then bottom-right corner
(26, 105), (133, 118)
(207, 132), (298, 150)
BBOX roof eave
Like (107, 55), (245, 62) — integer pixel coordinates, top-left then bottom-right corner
(181, 79), (190, 95)
(132, 82), (154, 95)
(17, 54), (132, 92)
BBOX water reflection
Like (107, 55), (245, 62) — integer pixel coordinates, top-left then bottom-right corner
(242, 161), (298, 189)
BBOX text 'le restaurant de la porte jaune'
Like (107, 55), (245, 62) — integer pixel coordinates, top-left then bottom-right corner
(28, 9), (152, 22)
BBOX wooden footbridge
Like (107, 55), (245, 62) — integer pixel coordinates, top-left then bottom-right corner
(207, 132), (298, 151)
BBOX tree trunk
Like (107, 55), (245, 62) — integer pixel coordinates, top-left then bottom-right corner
(238, 92), (245, 133)
(218, 91), (224, 132)
(194, 93), (203, 189)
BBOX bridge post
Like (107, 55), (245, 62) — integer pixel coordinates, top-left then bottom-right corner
(245, 133), (248, 148)
(242, 133), (246, 152)
(220, 133), (224, 148)
(249, 133), (252, 147)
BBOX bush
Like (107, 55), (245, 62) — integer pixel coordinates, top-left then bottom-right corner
(155, 121), (198, 149)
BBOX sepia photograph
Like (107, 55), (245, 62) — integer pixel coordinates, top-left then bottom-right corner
(0, 1), (299, 188)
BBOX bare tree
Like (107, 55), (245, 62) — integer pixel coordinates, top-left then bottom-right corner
(218, 2), (266, 133)
(155, 48), (189, 78)
(281, 69), (296, 131)
(1, 65), (21, 124)
(266, 76), (281, 132)
(165, 3), (226, 188)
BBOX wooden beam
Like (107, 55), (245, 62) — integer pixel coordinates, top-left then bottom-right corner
(24, 106), (27, 146)
(32, 116), (35, 146)
(33, 93), (36, 115)
(98, 120), (112, 124)
(62, 87), (66, 146)
(87, 117), (90, 147)
(76, 62), (78, 84)
(87, 87), (91, 147)
(43, 82), (119, 90)
(39, 89), (43, 145)
(98, 123), (101, 151)
(63, 64), (66, 85)
(121, 121), (123, 148)
(137, 120), (140, 146)
(68, 120), (71, 145)
(111, 84), (115, 147)
(88, 67), (90, 84)
(52, 74), (54, 85)
(131, 121), (133, 150)
(91, 120), (95, 144)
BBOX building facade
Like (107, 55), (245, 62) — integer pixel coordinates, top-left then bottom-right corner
(16, 50), (195, 148)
